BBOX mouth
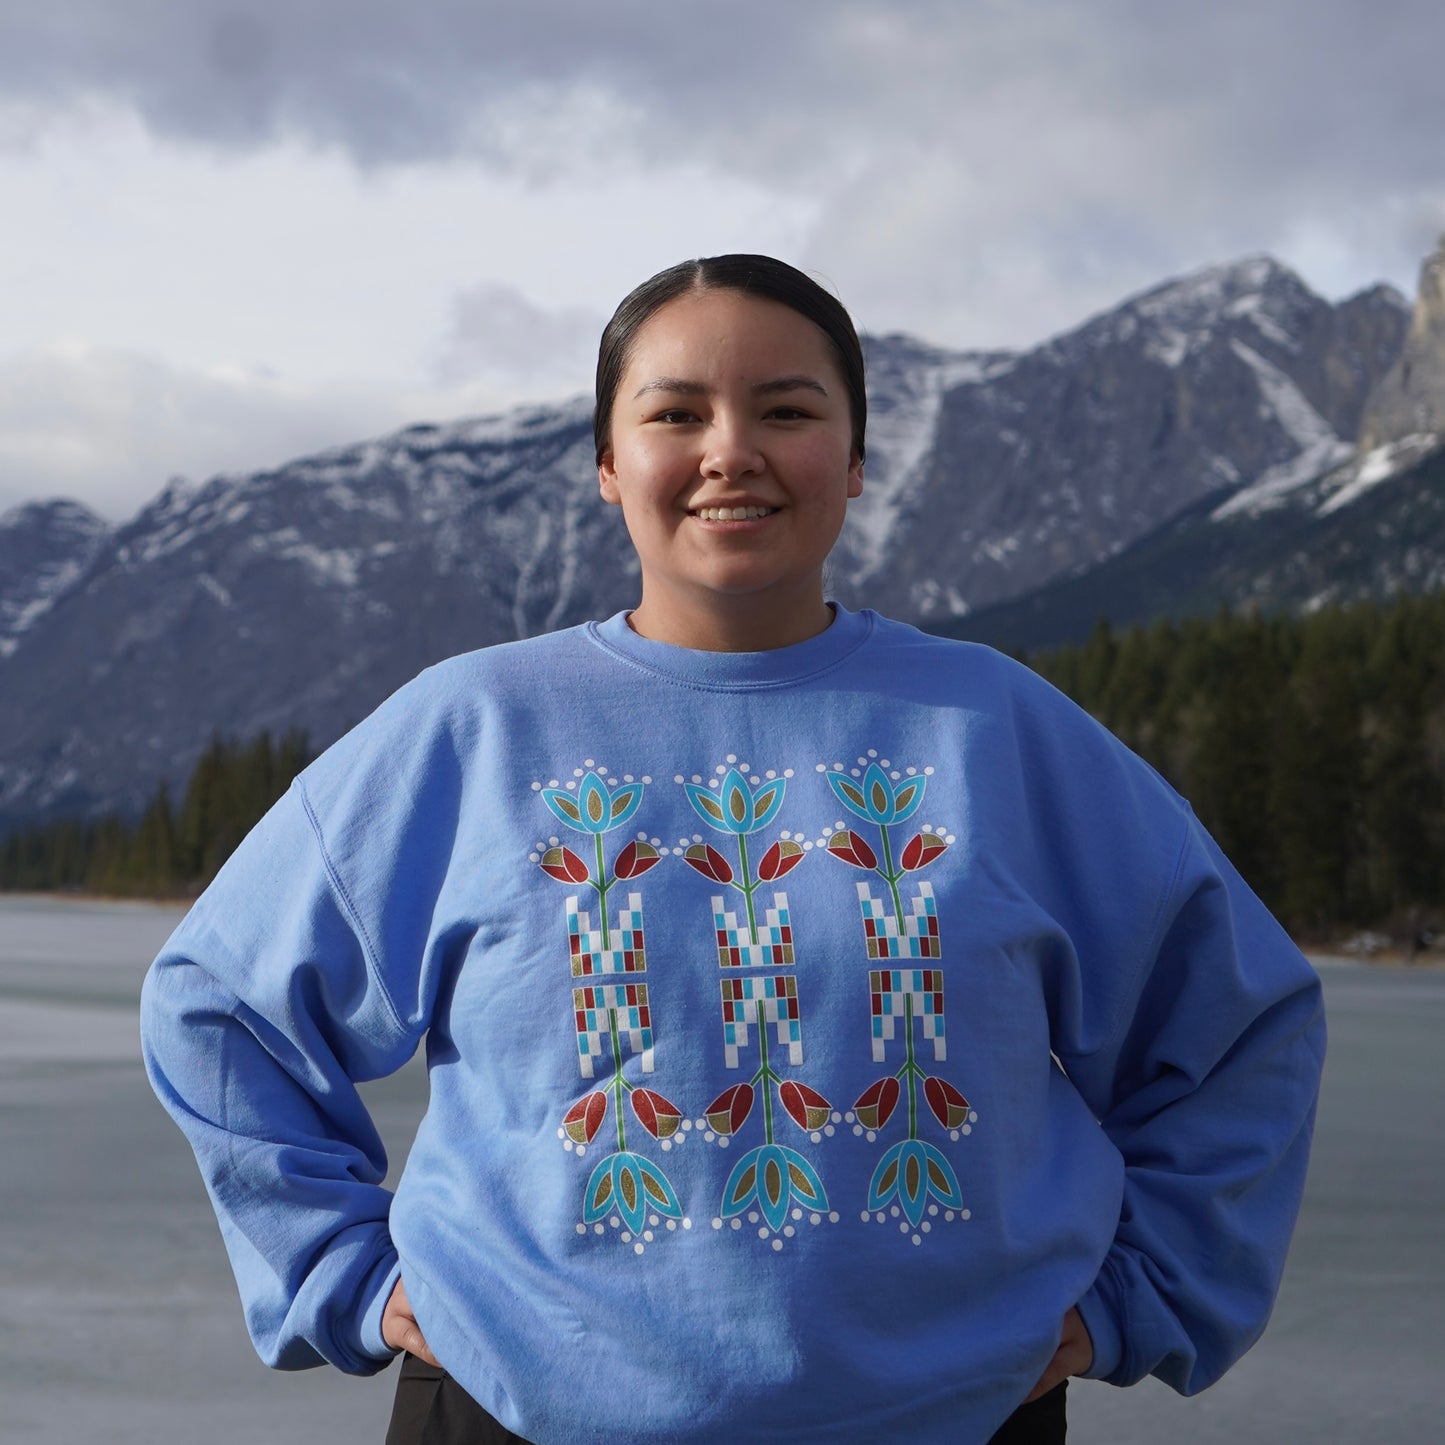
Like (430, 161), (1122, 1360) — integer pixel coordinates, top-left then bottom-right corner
(689, 505), (780, 521)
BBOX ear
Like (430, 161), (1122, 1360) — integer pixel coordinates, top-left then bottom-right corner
(847, 452), (864, 499)
(598, 455), (621, 505)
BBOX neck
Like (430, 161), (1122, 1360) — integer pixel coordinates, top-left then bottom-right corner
(627, 588), (835, 652)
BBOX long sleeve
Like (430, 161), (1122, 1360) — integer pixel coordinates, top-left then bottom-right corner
(139, 780), (422, 1373)
(1061, 810), (1326, 1393)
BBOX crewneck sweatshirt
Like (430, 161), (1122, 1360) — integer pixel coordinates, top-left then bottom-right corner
(141, 605), (1325, 1443)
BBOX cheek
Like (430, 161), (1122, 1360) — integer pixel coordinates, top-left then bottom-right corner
(613, 433), (693, 488)
(790, 434), (858, 491)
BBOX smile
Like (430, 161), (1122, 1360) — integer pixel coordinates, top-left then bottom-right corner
(691, 506), (779, 521)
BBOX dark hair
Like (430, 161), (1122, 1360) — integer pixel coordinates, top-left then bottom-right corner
(593, 254), (867, 465)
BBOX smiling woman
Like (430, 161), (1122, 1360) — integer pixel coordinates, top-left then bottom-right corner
(598, 283), (864, 650)
(141, 254), (1325, 1445)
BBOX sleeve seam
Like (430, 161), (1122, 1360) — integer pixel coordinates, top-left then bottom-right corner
(294, 777), (414, 1044)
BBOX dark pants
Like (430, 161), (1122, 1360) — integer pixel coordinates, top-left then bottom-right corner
(385, 1353), (1067, 1444)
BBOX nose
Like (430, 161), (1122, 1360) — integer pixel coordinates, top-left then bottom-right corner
(701, 413), (764, 481)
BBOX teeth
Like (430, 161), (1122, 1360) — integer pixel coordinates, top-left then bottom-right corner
(694, 506), (776, 521)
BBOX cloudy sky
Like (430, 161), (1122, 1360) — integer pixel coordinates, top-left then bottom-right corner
(3, 0), (1443, 519)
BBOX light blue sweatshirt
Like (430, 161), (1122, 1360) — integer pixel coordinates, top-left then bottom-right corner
(140, 605), (1325, 1443)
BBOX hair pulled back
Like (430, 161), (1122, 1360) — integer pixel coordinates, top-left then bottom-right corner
(593, 254), (867, 466)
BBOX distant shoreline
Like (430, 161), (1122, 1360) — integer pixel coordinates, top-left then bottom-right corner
(0, 890), (193, 910)
(4, 890), (1442, 968)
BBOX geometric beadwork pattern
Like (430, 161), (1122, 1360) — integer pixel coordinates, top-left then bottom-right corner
(567, 892), (646, 976)
(719, 974), (802, 1068)
(712, 891), (794, 968)
(573, 981), (654, 1079)
(856, 880), (940, 959)
(869, 967), (947, 1063)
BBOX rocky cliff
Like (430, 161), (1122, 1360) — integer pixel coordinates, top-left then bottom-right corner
(1359, 236), (1445, 450)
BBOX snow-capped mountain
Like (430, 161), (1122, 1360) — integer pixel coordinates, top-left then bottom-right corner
(850, 258), (1408, 620)
(945, 243), (1445, 652)
(0, 499), (110, 657)
(0, 401), (633, 823)
(947, 433), (1445, 655)
(0, 255), (1416, 826)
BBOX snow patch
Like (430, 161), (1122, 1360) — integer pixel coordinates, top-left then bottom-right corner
(909, 577), (970, 618)
(1226, 293), (1298, 351)
(1147, 328), (1190, 368)
(1229, 342), (1335, 452)
(0, 555), (90, 647)
(1317, 434), (1439, 518)
(845, 351), (1012, 579)
(1210, 436), (1353, 522)
(197, 574), (234, 608)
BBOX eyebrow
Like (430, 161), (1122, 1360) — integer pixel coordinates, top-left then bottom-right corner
(631, 374), (830, 400)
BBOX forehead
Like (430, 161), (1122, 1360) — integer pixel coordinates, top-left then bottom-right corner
(621, 288), (842, 384)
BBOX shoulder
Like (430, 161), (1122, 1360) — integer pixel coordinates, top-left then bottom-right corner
(858, 611), (1097, 723)
(296, 623), (596, 813)
(860, 610), (1189, 821)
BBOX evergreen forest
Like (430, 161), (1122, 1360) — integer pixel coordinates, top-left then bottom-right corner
(3, 591), (1444, 944)
(1030, 593), (1445, 942)
(0, 730), (311, 901)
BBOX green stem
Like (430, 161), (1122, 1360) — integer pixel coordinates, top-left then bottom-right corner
(737, 831), (758, 939)
(595, 834), (611, 948)
(756, 1000), (775, 1144)
(878, 826), (905, 922)
(904, 992), (918, 1140)
(609, 1008), (627, 1151)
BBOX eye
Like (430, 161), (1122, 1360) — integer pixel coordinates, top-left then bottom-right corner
(766, 405), (811, 421)
(653, 408), (698, 424)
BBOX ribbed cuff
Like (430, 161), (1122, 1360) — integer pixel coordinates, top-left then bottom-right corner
(1075, 1256), (1127, 1384)
(357, 1255), (405, 1362)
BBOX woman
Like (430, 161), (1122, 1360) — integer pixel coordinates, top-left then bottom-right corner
(142, 255), (1325, 1444)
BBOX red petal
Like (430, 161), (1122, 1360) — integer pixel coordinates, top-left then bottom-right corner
(562, 1090), (608, 1144)
(630, 1087), (682, 1139)
(684, 843), (734, 884)
(924, 1076), (971, 1129)
(760, 839), (806, 882)
(615, 840), (661, 880)
(901, 833), (949, 872)
(540, 846), (590, 884)
(825, 830), (878, 870)
(853, 1076), (900, 1130)
(705, 1082), (753, 1135)
(780, 1079), (832, 1131)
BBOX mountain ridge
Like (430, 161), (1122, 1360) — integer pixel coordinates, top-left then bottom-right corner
(0, 252), (1424, 827)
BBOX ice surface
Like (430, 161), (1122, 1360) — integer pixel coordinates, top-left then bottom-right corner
(2, 898), (1437, 1443)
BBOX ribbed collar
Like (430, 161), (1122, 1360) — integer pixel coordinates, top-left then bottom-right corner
(585, 603), (875, 691)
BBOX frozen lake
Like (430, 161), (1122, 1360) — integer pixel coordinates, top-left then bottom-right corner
(1, 893), (1439, 1442)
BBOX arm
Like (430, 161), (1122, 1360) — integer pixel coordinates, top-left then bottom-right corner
(140, 781), (422, 1373)
(1060, 814), (1326, 1394)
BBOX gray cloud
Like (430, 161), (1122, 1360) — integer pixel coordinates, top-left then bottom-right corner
(5, 3), (1442, 183)
(4, 0), (1444, 519)
(5, 3), (1442, 322)
(0, 345), (409, 519)
(433, 283), (600, 389)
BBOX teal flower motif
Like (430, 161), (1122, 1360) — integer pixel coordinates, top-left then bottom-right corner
(543, 771), (644, 836)
(867, 1139), (962, 1229)
(721, 1143), (828, 1233)
(827, 762), (926, 827)
(583, 1150), (683, 1236)
(685, 768), (786, 836)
